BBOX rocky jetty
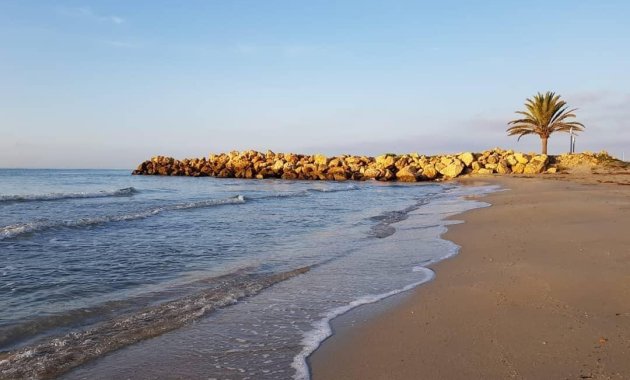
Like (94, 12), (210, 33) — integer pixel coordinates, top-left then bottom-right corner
(132, 148), (577, 182)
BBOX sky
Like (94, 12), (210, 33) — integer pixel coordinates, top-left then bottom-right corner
(1, 1), (629, 169)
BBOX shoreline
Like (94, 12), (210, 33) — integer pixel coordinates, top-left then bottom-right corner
(309, 176), (630, 379)
(2, 177), (493, 379)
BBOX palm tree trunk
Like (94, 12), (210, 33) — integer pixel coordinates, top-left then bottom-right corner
(541, 137), (548, 155)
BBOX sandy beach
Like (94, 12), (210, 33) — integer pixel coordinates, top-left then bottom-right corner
(310, 175), (630, 379)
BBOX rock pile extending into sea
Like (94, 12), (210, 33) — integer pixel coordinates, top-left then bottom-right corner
(132, 149), (616, 182)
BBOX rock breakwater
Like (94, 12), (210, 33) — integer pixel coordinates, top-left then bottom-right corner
(132, 148), (558, 181)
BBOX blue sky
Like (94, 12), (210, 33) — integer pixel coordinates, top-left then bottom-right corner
(1, 1), (629, 168)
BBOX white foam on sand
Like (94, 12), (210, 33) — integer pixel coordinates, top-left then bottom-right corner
(291, 267), (435, 380)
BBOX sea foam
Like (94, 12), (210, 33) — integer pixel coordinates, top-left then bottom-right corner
(0, 195), (245, 240)
(0, 187), (137, 203)
(0, 266), (309, 379)
(291, 267), (436, 380)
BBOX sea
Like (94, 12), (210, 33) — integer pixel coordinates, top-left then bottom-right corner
(0, 169), (497, 379)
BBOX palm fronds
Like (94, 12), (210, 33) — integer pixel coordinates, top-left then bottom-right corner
(507, 92), (585, 154)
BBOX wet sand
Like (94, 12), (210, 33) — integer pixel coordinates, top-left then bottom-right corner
(310, 175), (630, 379)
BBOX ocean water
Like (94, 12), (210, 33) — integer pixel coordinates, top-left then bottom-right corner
(0, 169), (496, 379)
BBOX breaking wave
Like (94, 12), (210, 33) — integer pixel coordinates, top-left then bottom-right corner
(368, 199), (430, 238)
(307, 185), (359, 193)
(0, 187), (138, 203)
(250, 184), (360, 201)
(0, 195), (246, 240)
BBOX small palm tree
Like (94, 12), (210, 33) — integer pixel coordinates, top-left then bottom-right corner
(507, 91), (585, 154)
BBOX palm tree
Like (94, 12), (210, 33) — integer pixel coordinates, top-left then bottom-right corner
(507, 91), (585, 154)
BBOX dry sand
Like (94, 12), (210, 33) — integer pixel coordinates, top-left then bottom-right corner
(310, 175), (630, 380)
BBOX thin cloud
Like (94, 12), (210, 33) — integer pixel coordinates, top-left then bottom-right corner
(59, 6), (125, 25)
(566, 90), (614, 106)
(109, 16), (124, 25)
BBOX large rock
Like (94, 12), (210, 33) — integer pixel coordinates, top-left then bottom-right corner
(440, 156), (454, 166)
(271, 160), (285, 173)
(284, 153), (299, 164)
(312, 154), (328, 165)
(514, 153), (529, 164)
(375, 154), (396, 169)
(506, 155), (518, 167)
(378, 169), (395, 181)
(458, 152), (475, 167)
(484, 163), (498, 171)
(439, 159), (465, 179)
(393, 156), (407, 169)
(396, 165), (418, 182)
(422, 164), (438, 179)
(486, 154), (499, 164)
(200, 165), (213, 176)
(513, 163), (526, 174)
(524, 154), (548, 174)
(327, 166), (348, 181)
(328, 158), (343, 167)
(363, 168), (381, 180)
(231, 158), (250, 172)
(496, 161), (511, 174)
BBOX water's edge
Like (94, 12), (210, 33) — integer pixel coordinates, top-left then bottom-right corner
(299, 184), (497, 380)
(0, 180), (499, 380)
